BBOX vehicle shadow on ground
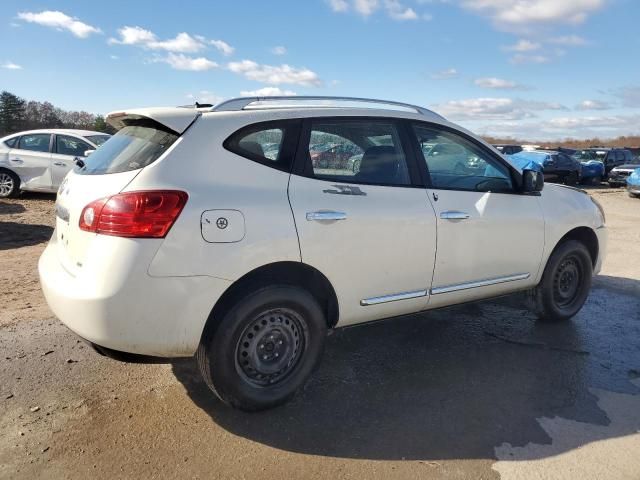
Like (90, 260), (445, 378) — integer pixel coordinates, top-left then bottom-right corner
(0, 201), (26, 215)
(0, 222), (53, 250)
(172, 275), (640, 461)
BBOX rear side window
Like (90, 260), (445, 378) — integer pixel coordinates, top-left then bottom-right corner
(305, 120), (411, 186)
(4, 136), (19, 148)
(78, 123), (178, 175)
(18, 133), (51, 153)
(224, 120), (301, 172)
(623, 150), (633, 162)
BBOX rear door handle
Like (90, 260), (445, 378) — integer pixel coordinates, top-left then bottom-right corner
(440, 211), (470, 220)
(306, 211), (347, 221)
(53, 162), (67, 167)
(10, 158), (23, 164)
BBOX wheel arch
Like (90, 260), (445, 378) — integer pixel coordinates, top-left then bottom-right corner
(202, 261), (339, 341)
(553, 226), (599, 268)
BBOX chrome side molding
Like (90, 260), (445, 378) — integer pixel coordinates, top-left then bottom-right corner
(361, 289), (428, 306)
(430, 273), (530, 295)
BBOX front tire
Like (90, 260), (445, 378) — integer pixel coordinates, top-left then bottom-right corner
(197, 285), (327, 411)
(529, 240), (593, 323)
(0, 169), (20, 198)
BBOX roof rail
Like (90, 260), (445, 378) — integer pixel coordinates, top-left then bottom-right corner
(211, 96), (444, 119)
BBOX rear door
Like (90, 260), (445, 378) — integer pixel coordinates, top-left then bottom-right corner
(50, 134), (94, 188)
(288, 117), (437, 326)
(9, 133), (53, 191)
(410, 122), (545, 308)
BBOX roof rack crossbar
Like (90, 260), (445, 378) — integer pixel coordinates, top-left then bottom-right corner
(211, 96), (442, 118)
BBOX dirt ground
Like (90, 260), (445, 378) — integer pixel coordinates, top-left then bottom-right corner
(0, 188), (639, 480)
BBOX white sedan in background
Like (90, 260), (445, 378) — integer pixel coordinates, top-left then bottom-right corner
(0, 129), (110, 197)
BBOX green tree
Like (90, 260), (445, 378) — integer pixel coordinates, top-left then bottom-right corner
(0, 91), (27, 135)
(93, 115), (116, 134)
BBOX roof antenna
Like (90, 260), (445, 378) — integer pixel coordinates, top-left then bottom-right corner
(195, 102), (213, 108)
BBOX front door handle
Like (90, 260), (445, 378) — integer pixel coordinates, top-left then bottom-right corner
(10, 158), (23, 164)
(53, 162), (67, 167)
(306, 211), (347, 222)
(440, 211), (470, 220)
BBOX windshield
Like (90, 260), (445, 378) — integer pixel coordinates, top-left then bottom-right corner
(84, 134), (111, 146)
(77, 124), (178, 175)
(574, 150), (607, 161)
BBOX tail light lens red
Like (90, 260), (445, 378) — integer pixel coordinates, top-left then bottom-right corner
(79, 191), (188, 238)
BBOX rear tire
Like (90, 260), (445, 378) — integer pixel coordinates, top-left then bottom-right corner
(564, 172), (579, 186)
(0, 169), (20, 198)
(529, 240), (593, 323)
(197, 285), (327, 411)
(588, 175), (602, 186)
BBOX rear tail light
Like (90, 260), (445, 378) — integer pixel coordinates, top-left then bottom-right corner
(79, 190), (188, 238)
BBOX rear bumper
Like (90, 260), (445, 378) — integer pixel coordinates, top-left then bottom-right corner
(38, 237), (231, 357)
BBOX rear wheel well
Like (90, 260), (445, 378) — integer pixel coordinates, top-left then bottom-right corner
(204, 262), (339, 338)
(555, 227), (599, 267)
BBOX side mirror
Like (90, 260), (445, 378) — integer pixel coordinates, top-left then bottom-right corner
(523, 168), (544, 193)
(84, 149), (95, 157)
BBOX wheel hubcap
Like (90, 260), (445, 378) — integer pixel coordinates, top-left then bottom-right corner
(0, 173), (14, 197)
(553, 256), (582, 307)
(235, 308), (305, 387)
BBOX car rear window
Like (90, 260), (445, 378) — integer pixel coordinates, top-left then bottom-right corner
(77, 121), (177, 175)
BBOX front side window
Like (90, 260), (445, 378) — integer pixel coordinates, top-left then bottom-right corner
(18, 133), (51, 153)
(84, 134), (111, 146)
(413, 124), (513, 192)
(307, 120), (410, 186)
(56, 135), (92, 157)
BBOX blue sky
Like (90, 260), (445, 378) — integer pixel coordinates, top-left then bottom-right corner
(1, 0), (639, 140)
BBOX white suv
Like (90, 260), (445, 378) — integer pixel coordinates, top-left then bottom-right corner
(39, 97), (607, 411)
(0, 129), (111, 197)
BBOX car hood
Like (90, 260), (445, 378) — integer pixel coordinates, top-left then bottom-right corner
(613, 164), (640, 171)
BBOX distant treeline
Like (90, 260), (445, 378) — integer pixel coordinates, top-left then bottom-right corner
(0, 90), (115, 137)
(483, 135), (640, 150)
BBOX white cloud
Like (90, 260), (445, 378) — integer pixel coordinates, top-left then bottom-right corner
(327, 0), (350, 12)
(474, 77), (522, 89)
(548, 35), (589, 46)
(611, 86), (640, 108)
(186, 90), (224, 105)
(546, 115), (640, 130)
(510, 53), (550, 64)
(227, 60), (322, 86)
(148, 32), (205, 53)
(354, 0), (379, 16)
(431, 68), (458, 79)
(240, 87), (297, 96)
(461, 0), (607, 28)
(385, 0), (419, 19)
(1, 61), (22, 70)
(503, 39), (540, 52)
(109, 55), (119, 60)
(576, 100), (611, 110)
(17, 10), (101, 38)
(160, 53), (218, 71)
(210, 39), (235, 56)
(435, 97), (565, 121)
(108, 26), (156, 46)
(271, 46), (287, 55)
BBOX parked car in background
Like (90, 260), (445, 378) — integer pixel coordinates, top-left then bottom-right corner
(573, 148), (634, 175)
(509, 150), (581, 185)
(493, 144), (523, 155)
(39, 96), (607, 411)
(0, 129), (111, 197)
(607, 160), (640, 187)
(627, 167), (640, 197)
(579, 160), (606, 185)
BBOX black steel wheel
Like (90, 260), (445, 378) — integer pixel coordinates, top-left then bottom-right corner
(197, 285), (327, 411)
(529, 240), (593, 322)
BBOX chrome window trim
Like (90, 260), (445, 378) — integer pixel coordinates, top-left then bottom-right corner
(431, 273), (530, 295)
(361, 289), (428, 306)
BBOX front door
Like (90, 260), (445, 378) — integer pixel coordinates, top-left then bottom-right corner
(51, 134), (93, 188)
(288, 118), (437, 326)
(410, 122), (545, 308)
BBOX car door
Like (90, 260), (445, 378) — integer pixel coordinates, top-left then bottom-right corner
(8, 133), (53, 191)
(50, 134), (93, 188)
(410, 122), (545, 308)
(288, 117), (437, 327)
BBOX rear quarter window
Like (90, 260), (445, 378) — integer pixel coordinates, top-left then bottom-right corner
(3, 136), (19, 148)
(77, 122), (178, 175)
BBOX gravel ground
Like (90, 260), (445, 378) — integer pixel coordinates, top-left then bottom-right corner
(0, 187), (638, 480)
